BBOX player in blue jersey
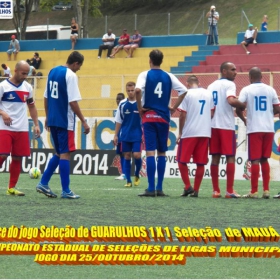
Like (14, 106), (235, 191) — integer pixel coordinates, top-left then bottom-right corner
(114, 92), (126, 180)
(114, 82), (142, 187)
(135, 49), (188, 197)
(36, 51), (90, 199)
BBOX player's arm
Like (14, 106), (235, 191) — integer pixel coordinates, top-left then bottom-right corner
(169, 91), (187, 114)
(27, 98), (40, 136)
(273, 104), (280, 115)
(114, 122), (122, 146)
(235, 107), (247, 126)
(135, 88), (143, 115)
(69, 101), (90, 134)
(227, 96), (246, 110)
(0, 109), (12, 126)
(177, 110), (186, 144)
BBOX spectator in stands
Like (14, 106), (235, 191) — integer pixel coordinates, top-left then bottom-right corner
(110, 29), (130, 58)
(26, 52), (42, 69)
(1, 64), (12, 77)
(124, 30), (142, 58)
(261, 15), (268, 31)
(241, 24), (258, 55)
(7, 35), (20, 61)
(70, 18), (79, 50)
(206, 5), (219, 45)
(98, 29), (116, 59)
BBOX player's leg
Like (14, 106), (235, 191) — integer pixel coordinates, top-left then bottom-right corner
(132, 141), (142, 186)
(122, 142), (133, 187)
(177, 138), (193, 196)
(261, 133), (274, 198)
(115, 143), (126, 180)
(191, 138), (209, 197)
(36, 127), (59, 197)
(155, 122), (169, 195)
(0, 130), (10, 169)
(209, 128), (221, 197)
(8, 131), (31, 196)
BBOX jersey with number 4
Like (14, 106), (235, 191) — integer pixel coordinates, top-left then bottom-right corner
(178, 87), (214, 138)
(239, 82), (279, 134)
(44, 66), (81, 131)
(207, 78), (236, 131)
(136, 69), (187, 122)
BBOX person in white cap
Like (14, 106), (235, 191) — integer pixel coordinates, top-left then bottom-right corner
(241, 24), (258, 54)
(206, 5), (219, 45)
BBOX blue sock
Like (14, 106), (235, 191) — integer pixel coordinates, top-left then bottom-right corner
(120, 155), (125, 174)
(124, 159), (131, 183)
(41, 154), (60, 185)
(134, 158), (142, 177)
(147, 156), (156, 192)
(59, 159), (70, 193)
(156, 156), (166, 191)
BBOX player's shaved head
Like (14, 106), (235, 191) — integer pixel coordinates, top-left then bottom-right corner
(249, 67), (262, 82)
(220, 62), (233, 73)
(187, 75), (199, 85)
(149, 49), (163, 66)
(15, 60), (30, 70)
(220, 62), (237, 81)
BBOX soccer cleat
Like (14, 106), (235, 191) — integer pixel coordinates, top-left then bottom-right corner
(115, 174), (126, 180)
(242, 192), (258, 199)
(6, 187), (25, 196)
(180, 186), (194, 197)
(273, 192), (280, 198)
(61, 190), (80, 199)
(253, 39), (257, 44)
(124, 182), (132, 188)
(262, 190), (270, 199)
(157, 190), (168, 197)
(97, 56), (101, 59)
(36, 183), (57, 198)
(138, 189), (156, 197)
(246, 51), (251, 55)
(225, 191), (241, 198)
(134, 176), (140, 186)
(190, 191), (198, 198)
(212, 191), (221, 198)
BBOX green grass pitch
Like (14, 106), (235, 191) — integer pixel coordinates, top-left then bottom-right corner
(0, 173), (280, 279)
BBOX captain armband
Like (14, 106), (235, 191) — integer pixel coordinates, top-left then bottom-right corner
(27, 98), (35, 105)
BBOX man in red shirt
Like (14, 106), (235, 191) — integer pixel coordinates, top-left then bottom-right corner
(110, 29), (130, 58)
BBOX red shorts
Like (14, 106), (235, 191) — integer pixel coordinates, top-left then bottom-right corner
(0, 130), (30, 157)
(248, 132), (274, 161)
(177, 137), (209, 165)
(209, 128), (236, 156)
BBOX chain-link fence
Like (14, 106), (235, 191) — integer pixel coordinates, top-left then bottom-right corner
(2, 72), (278, 118)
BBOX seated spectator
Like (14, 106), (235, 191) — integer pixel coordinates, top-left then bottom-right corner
(1, 64), (12, 77)
(7, 35), (20, 61)
(241, 24), (258, 55)
(123, 30), (142, 58)
(261, 15), (268, 31)
(98, 29), (116, 59)
(26, 52), (42, 69)
(110, 29), (130, 58)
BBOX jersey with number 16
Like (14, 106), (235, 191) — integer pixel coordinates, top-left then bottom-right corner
(44, 66), (82, 131)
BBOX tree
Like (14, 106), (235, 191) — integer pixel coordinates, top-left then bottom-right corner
(13, 0), (34, 40)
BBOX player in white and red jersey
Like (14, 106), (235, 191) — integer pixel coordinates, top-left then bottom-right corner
(236, 67), (280, 199)
(177, 75), (215, 197)
(207, 62), (246, 199)
(0, 61), (40, 196)
(135, 49), (188, 197)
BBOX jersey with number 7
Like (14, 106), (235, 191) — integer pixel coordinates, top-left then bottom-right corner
(135, 69), (187, 122)
(44, 65), (82, 130)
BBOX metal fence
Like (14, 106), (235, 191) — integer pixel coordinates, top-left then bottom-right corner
(2, 72), (279, 119)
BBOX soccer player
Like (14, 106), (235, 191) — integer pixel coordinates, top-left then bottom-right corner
(177, 75), (215, 197)
(114, 92), (126, 180)
(236, 67), (280, 199)
(207, 62), (246, 198)
(135, 49), (188, 197)
(114, 82), (142, 187)
(36, 51), (90, 199)
(0, 61), (40, 196)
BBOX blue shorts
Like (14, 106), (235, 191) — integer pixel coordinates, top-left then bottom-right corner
(122, 141), (142, 153)
(143, 122), (169, 152)
(50, 127), (75, 154)
(116, 142), (122, 155)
